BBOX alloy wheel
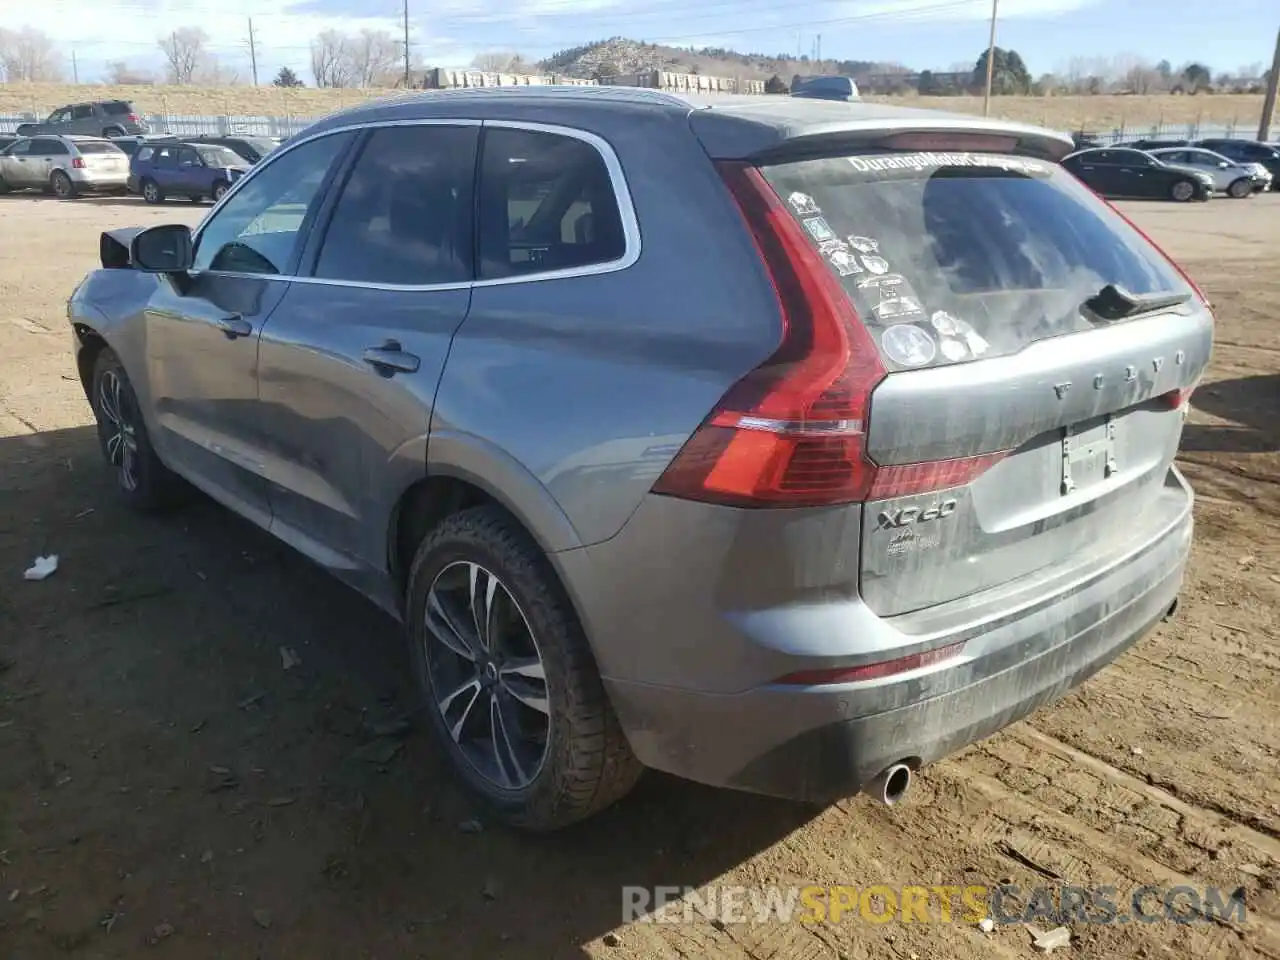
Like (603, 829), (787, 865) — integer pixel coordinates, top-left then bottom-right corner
(97, 369), (139, 491)
(143, 182), (158, 203)
(423, 560), (550, 790)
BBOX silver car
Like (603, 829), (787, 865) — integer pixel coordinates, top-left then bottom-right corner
(1147, 146), (1261, 197)
(66, 89), (1210, 830)
(0, 136), (129, 198)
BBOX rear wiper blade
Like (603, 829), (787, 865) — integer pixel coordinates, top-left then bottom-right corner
(1082, 284), (1191, 322)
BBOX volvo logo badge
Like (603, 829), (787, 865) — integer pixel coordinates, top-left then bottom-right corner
(1054, 382), (1072, 399)
(1093, 374), (1104, 389)
(1152, 357), (1164, 372)
(1124, 365), (1137, 382)
(1175, 350), (1185, 365)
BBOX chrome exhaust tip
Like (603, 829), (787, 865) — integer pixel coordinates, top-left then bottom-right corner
(864, 763), (912, 806)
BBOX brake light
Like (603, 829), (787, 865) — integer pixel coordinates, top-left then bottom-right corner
(72, 157), (84, 169)
(127, 114), (140, 123)
(650, 162), (1006, 508)
(1160, 384), (1196, 410)
(775, 641), (964, 685)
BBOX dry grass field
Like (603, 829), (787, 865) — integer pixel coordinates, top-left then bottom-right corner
(0, 81), (1273, 131)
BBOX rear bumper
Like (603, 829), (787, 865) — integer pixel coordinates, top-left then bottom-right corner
(586, 470), (1193, 804)
(70, 171), (129, 191)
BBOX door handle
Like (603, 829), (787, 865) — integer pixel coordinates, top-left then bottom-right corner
(215, 314), (252, 339)
(362, 340), (420, 374)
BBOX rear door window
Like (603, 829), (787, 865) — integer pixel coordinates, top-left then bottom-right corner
(476, 127), (626, 280)
(103, 102), (134, 115)
(761, 150), (1191, 370)
(31, 138), (68, 155)
(312, 124), (477, 286)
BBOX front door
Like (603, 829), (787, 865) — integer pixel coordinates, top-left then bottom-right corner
(2, 139), (36, 186)
(144, 130), (356, 526)
(255, 122), (479, 589)
(174, 145), (205, 196)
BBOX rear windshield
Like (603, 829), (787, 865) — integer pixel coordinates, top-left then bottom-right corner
(102, 102), (134, 115)
(76, 141), (122, 154)
(762, 151), (1191, 370)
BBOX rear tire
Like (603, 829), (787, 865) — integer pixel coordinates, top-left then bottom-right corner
(1169, 179), (1197, 202)
(212, 180), (230, 202)
(141, 178), (164, 204)
(90, 349), (183, 511)
(406, 507), (643, 832)
(50, 170), (77, 200)
(1227, 178), (1253, 199)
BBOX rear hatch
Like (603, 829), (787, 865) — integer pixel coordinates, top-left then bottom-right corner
(76, 140), (128, 174)
(755, 137), (1212, 616)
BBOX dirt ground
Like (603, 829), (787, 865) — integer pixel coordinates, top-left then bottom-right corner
(0, 82), (1271, 132)
(1, 189), (1278, 960)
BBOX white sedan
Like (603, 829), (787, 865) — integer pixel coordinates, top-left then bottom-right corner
(1147, 147), (1262, 198)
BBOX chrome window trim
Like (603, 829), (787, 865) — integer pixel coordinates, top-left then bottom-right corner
(191, 116), (642, 291)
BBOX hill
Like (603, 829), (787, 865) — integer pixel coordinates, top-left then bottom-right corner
(537, 37), (890, 83)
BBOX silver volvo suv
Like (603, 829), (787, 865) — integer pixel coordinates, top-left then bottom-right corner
(67, 88), (1211, 830)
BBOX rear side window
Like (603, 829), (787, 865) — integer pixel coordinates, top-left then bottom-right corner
(72, 105), (94, 120)
(477, 127), (625, 280)
(103, 102), (134, 115)
(761, 150), (1190, 369)
(76, 141), (121, 154)
(313, 125), (477, 286)
(31, 138), (68, 155)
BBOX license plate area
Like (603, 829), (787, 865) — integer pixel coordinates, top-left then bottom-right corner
(1061, 415), (1117, 495)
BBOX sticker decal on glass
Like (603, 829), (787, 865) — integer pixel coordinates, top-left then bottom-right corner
(881, 323), (936, 367)
(819, 240), (863, 276)
(802, 217), (836, 242)
(788, 192), (820, 216)
(939, 338), (969, 361)
(930, 310), (962, 336)
(861, 255), (890, 275)
(872, 296), (924, 321)
(848, 235), (879, 254)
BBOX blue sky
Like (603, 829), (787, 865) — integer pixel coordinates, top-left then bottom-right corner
(16, 0), (1278, 83)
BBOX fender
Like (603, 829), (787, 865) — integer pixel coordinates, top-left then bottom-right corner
(426, 428), (584, 554)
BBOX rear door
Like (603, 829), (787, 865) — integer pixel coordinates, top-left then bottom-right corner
(27, 138), (66, 184)
(70, 104), (96, 136)
(758, 144), (1211, 616)
(255, 122), (478, 583)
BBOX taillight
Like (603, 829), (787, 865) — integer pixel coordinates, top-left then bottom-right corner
(650, 162), (1005, 508)
(127, 114), (140, 123)
(72, 157), (85, 169)
(1160, 385), (1196, 410)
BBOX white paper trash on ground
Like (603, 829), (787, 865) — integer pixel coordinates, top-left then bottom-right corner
(23, 555), (58, 581)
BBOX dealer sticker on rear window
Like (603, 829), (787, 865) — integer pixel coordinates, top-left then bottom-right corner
(845, 151), (1053, 181)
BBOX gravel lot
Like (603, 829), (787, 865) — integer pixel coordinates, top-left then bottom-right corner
(1, 191), (1278, 959)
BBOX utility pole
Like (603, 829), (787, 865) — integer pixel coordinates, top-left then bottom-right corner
(1259, 25), (1280, 141)
(816, 34), (822, 65)
(982, 0), (999, 116)
(71, 49), (78, 84)
(402, 0), (411, 88)
(248, 17), (259, 86)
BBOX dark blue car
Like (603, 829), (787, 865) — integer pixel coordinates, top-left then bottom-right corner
(130, 141), (250, 204)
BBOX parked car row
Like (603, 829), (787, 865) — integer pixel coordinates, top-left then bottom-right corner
(1061, 142), (1275, 202)
(0, 130), (279, 201)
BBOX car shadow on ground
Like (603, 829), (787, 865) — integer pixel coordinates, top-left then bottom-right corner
(1180, 373), (1280, 454)
(0, 424), (819, 958)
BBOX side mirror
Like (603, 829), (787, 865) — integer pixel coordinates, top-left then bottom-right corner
(130, 224), (193, 273)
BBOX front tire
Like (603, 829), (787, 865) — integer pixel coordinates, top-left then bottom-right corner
(1227, 178), (1253, 199)
(1169, 179), (1197, 202)
(406, 507), (643, 831)
(50, 170), (77, 200)
(90, 349), (182, 510)
(141, 178), (164, 204)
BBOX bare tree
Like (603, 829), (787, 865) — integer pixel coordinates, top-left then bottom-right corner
(0, 27), (63, 82)
(106, 60), (155, 85)
(158, 26), (209, 85)
(471, 51), (528, 73)
(350, 29), (399, 87)
(311, 30), (353, 87)
(196, 57), (241, 85)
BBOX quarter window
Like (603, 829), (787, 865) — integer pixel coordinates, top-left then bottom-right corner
(312, 125), (478, 286)
(193, 132), (351, 276)
(477, 127), (626, 280)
